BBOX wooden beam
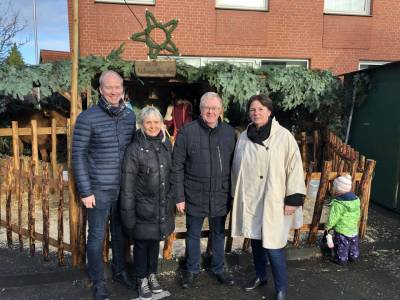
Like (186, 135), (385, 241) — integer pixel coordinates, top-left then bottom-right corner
(0, 127), (67, 137)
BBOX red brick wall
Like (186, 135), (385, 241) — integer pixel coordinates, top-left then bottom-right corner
(68, 0), (400, 74)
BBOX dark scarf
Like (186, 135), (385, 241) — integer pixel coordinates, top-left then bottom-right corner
(98, 96), (126, 117)
(247, 116), (273, 145)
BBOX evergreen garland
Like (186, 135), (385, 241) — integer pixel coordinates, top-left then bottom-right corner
(0, 45), (346, 130)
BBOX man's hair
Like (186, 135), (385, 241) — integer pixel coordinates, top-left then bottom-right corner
(99, 70), (123, 87)
(199, 92), (223, 109)
(139, 106), (166, 142)
(247, 94), (274, 113)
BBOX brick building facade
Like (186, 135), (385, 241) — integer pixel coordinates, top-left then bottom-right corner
(68, 0), (400, 74)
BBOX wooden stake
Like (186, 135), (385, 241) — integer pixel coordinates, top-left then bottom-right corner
(79, 206), (87, 266)
(359, 160), (377, 239)
(308, 161), (332, 245)
(225, 213), (233, 253)
(162, 232), (176, 260)
(11, 121), (20, 170)
(242, 238), (251, 252)
(31, 120), (39, 174)
(103, 223), (110, 263)
(28, 160), (36, 256)
(57, 166), (65, 266)
(42, 164), (50, 261)
(6, 158), (13, 247)
(18, 158), (24, 251)
(51, 118), (57, 178)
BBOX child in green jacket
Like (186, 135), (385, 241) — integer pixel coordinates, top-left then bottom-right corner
(325, 174), (361, 265)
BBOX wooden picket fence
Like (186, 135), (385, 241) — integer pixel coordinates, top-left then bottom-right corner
(0, 122), (376, 264)
(0, 118), (70, 265)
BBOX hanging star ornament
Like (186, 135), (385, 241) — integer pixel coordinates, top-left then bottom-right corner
(131, 10), (179, 59)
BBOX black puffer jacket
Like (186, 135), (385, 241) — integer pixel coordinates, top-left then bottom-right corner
(72, 99), (136, 198)
(120, 130), (174, 240)
(171, 118), (236, 217)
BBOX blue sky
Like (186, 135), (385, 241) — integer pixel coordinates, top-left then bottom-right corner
(11, 0), (69, 65)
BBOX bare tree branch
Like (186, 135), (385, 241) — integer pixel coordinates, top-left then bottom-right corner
(0, 1), (27, 61)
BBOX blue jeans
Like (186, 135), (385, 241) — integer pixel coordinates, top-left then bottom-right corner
(251, 239), (288, 293)
(185, 215), (226, 274)
(86, 189), (126, 284)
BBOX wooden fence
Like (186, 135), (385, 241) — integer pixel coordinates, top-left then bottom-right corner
(0, 123), (376, 264)
(0, 119), (70, 265)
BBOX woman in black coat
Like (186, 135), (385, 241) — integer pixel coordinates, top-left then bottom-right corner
(120, 106), (174, 300)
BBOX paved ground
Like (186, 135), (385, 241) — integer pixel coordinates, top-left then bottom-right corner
(0, 204), (399, 300)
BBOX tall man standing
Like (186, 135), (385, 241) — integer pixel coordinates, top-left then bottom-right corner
(72, 70), (136, 300)
(171, 92), (236, 288)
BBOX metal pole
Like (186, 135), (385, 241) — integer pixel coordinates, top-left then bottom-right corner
(33, 0), (39, 64)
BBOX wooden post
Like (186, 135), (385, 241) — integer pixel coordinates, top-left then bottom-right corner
(28, 160), (36, 256)
(6, 158), (13, 247)
(242, 238), (251, 252)
(87, 86), (92, 108)
(11, 121), (20, 170)
(300, 132), (308, 169)
(308, 161), (332, 245)
(42, 164), (50, 261)
(162, 232), (176, 260)
(69, 0), (80, 267)
(359, 160), (377, 239)
(103, 223), (110, 263)
(18, 158), (24, 251)
(31, 120), (39, 174)
(225, 213), (233, 253)
(58, 166), (65, 266)
(51, 118), (57, 178)
(79, 206), (87, 266)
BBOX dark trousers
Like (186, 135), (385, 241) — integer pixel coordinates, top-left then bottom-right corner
(251, 239), (288, 293)
(86, 190), (126, 284)
(334, 231), (360, 262)
(133, 239), (160, 279)
(185, 215), (226, 274)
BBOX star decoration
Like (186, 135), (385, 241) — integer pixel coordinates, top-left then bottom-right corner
(131, 10), (179, 59)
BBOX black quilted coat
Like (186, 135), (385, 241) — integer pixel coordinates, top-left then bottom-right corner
(120, 130), (174, 240)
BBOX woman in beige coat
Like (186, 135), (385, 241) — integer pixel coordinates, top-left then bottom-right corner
(231, 94), (306, 300)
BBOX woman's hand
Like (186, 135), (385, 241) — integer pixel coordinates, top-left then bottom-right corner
(284, 205), (297, 216)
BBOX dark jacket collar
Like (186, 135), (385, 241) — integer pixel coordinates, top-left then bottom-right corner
(197, 116), (221, 131)
(336, 191), (358, 201)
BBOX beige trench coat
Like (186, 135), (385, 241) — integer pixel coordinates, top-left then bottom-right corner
(231, 119), (306, 249)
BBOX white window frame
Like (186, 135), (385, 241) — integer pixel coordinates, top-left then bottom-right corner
(95, 0), (155, 5)
(159, 56), (310, 69)
(324, 0), (371, 16)
(261, 58), (310, 69)
(358, 60), (391, 70)
(215, 0), (268, 11)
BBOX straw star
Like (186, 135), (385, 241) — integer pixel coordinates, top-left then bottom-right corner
(131, 10), (179, 59)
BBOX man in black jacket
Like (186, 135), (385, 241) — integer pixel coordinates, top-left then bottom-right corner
(72, 70), (136, 300)
(171, 92), (236, 289)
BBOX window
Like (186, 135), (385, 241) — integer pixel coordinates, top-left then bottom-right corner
(95, 0), (155, 4)
(261, 59), (309, 69)
(359, 61), (391, 70)
(216, 0), (268, 11)
(324, 0), (371, 15)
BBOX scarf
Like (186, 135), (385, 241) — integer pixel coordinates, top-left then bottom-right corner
(98, 96), (126, 117)
(247, 116), (273, 146)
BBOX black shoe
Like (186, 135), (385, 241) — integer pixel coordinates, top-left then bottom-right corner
(91, 281), (110, 300)
(214, 272), (235, 286)
(148, 273), (163, 293)
(244, 277), (267, 291)
(275, 291), (286, 300)
(137, 277), (152, 300)
(112, 271), (135, 289)
(182, 272), (198, 289)
(331, 258), (348, 266)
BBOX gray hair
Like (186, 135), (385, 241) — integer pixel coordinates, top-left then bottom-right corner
(199, 92), (223, 109)
(139, 106), (166, 142)
(99, 70), (123, 87)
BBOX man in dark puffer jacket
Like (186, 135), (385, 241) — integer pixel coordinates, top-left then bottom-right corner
(171, 92), (237, 289)
(72, 70), (136, 300)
